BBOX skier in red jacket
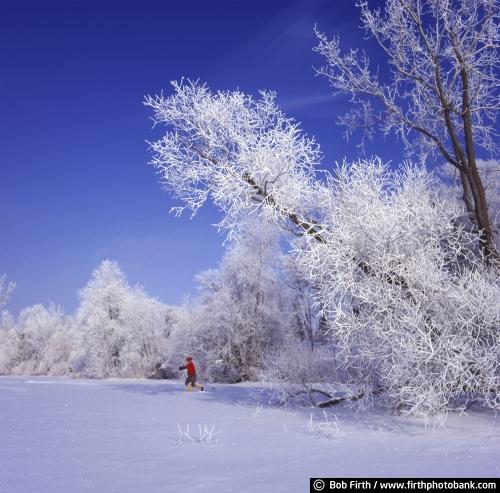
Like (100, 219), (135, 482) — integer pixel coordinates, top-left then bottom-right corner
(179, 356), (204, 392)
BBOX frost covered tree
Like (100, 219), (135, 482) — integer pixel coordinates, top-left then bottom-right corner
(169, 218), (296, 382)
(74, 260), (131, 376)
(0, 311), (18, 374)
(145, 81), (499, 415)
(117, 289), (173, 378)
(282, 252), (325, 349)
(0, 275), (17, 373)
(17, 304), (73, 374)
(145, 82), (322, 242)
(75, 260), (173, 378)
(296, 162), (500, 415)
(0, 304), (73, 375)
(0, 274), (15, 309)
(314, 0), (500, 259)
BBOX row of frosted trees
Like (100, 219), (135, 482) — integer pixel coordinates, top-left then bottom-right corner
(0, 220), (326, 383)
(0, 262), (174, 378)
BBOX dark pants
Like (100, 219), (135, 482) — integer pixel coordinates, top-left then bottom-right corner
(185, 374), (196, 388)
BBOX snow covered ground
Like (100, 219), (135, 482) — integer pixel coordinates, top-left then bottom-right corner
(0, 376), (498, 492)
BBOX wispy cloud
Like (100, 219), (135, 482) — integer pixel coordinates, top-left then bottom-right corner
(279, 93), (337, 111)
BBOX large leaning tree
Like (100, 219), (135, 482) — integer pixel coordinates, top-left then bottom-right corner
(314, 0), (500, 259)
(145, 82), (500, 415)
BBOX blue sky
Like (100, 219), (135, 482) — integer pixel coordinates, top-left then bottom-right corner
(1, 0), (405, 314)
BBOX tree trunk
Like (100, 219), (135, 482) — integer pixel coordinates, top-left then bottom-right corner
(465, 161), (497, 260)
(454, 34), (498, 261)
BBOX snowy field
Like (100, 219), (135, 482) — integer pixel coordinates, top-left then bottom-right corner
(0, 377), (499, 493)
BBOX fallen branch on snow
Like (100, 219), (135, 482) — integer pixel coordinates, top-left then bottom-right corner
(317, 388), (384, 408)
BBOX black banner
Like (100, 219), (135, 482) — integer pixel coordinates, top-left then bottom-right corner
(310, 478), (499, 492)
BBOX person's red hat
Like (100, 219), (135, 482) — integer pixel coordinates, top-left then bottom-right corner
(186, 356), (193, 361)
